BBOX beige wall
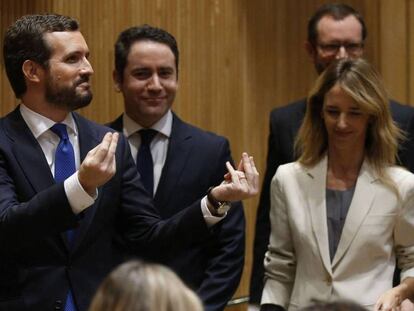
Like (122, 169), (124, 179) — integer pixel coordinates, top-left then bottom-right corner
(1, 1), (413, 310)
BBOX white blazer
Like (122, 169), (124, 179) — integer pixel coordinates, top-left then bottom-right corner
(261, 157), (414, 310)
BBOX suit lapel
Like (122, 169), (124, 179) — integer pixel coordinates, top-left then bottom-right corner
(4, 107), (55, 193)
(305, 157), (332, 274)
(108, 114), (123, 132)
(332, 161), (376, 267)
(154, 114), (193, 209)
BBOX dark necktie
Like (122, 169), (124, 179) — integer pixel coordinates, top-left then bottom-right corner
(50, 123), (78, 311)
(136, 129), (157, 196)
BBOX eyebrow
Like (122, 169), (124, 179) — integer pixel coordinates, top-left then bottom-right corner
(320, 41), (362, 45)
(323, 105), (362, 110)
(131, 66), (175, 71)
(67, 50), (89, 56)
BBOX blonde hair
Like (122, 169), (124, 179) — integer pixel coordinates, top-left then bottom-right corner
(295, 58), (404, 194)
(88, 260), (203, 311)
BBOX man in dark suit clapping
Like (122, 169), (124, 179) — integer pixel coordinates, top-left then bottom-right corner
(107, 25), (247, 311)
(0, 14), (258, 311)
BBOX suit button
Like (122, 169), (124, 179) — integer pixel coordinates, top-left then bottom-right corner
(55, 299), (62, 310)
(325, 275), (332, 285)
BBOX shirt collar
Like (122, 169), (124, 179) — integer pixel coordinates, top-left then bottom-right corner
(123, 110), (172, 138)
(20, 104), (78, 138)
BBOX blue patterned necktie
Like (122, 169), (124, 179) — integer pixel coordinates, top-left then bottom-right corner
(50, 123), (78, 311)
(51, 124), (76, 183)
(136, 129), (157, 196)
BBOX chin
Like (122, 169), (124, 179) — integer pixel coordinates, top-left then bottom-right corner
(78, 89), (92, 97)
(147, 106), (168, 115)
(72, 94), (93, 110)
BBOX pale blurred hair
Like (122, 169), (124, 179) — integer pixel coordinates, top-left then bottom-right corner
(295, 58), (404, 195)
(88, 260), (203, 311)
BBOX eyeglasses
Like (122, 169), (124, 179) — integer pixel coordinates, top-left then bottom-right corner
(317, 42), (364, 55)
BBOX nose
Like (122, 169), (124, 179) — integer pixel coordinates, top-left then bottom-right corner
(336, 45), (348, 59)
(80, 57), (94, 75)
(337, 113), (348, 129)
(147, 74), (162, 91)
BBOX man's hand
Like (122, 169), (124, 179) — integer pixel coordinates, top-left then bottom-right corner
(78, 132), (118, 195)
(211, 152), (259, 202)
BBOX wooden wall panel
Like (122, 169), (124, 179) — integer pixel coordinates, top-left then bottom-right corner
(1, 1), (413, 310)
(379, 0), (408, 103)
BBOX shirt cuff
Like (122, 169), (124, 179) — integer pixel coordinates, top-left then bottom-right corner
(201, 196), (226, 227)
(64, 171), (97, 214)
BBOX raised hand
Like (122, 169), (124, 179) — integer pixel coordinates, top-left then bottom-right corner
(211, 152), (259, 202)
(78, 132), (119, 195)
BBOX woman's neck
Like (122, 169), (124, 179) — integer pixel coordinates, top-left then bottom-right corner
(326, 146), (364, 190)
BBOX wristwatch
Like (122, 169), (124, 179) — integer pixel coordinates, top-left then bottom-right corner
(206, 186), (231, 216)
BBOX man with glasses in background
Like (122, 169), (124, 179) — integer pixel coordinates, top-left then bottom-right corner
(249, 3), (414, 310)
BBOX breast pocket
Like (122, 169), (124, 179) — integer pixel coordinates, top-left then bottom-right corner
(359, 213), (396, 244)
(363, 213), (397, 225)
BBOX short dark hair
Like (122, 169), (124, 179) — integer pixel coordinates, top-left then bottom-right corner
(3, 14), (79, 98)
(114, 24), (179, 82)
(307, 3), (367, 47)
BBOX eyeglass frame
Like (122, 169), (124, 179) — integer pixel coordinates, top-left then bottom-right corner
(316, 41), (364, 55)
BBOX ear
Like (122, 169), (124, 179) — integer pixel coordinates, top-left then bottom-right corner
(305, 40), (316, 60)
(22, 60), (44, 83)
(112, 70), (121, 92)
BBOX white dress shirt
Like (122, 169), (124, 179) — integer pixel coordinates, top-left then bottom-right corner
(20, 104), (95, 214)
(122, 110), (224, 225)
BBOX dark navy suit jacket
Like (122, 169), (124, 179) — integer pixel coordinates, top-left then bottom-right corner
(109, 113), (245, 311)
(250, 98), (414, 304)
(0, 107), (210, 311)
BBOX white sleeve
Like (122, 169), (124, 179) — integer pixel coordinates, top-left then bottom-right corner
(63, 171), (97, 214)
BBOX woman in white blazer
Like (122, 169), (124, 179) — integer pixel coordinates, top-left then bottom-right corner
(261, 58), (414, 311)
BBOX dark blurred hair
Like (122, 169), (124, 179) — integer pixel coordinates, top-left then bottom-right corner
(3, 14), (79, 98)
(114, 24), (179, 82)
(300, 300), (368, 311)
(307, 3), (367, 46)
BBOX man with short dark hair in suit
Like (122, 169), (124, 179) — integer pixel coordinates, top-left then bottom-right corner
(250, 4), (414, 310)
(108, 24), (246, 311)
(0, 14), (259, 311)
